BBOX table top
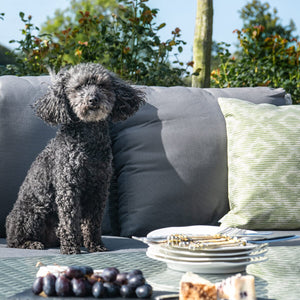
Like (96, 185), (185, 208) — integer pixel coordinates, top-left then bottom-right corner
(1, 245), (299, 300)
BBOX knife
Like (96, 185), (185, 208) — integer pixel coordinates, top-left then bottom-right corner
(248, 235), (299, 243)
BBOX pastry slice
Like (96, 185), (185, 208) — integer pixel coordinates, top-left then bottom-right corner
(179, 272), (217, 300)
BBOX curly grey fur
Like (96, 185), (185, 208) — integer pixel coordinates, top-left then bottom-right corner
(6, 63), (145, 254)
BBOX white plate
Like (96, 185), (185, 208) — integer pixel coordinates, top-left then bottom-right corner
(147, 225), (259, 252)
(147, 225), (256, 239)
(147, 225), (222, 238)
(146, 250), (268, 274)
(147, 246), (268, 262)
(148, 243), (263, 257)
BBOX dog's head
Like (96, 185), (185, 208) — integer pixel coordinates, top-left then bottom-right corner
(34, 63), (145, 126)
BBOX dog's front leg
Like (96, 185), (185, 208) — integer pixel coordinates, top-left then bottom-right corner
(81, 216), (107, 252)
(81, 198), (107, 252)
(56, 189), (82, 254)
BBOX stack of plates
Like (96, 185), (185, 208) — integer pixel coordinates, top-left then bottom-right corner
(145, 225), (268, 274)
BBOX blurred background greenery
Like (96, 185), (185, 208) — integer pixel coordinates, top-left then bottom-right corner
(0, 0), (299, 103)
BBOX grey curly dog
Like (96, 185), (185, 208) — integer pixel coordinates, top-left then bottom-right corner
(6, 63), (145, 254)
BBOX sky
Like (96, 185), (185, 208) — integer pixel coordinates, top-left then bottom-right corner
(1, 0), (300, 65)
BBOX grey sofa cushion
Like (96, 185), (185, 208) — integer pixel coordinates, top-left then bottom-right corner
(0, 75), (113, 237)
(111, 86), (290, 237)
(0, 76), (54, 237)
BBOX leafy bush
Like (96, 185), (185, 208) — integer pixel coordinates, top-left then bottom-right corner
(211, 25), (300, 103)
(1, 0), (193, 86)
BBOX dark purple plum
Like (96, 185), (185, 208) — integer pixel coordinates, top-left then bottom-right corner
(103, 282), (120, 297)
(120, 284), (136, 298)
(116, 272), (128, 285)
(127, 274), (146, 289)
(101, 267), (119, 282)
(136, 284), (153, 298)
(43, 274), (56, 296)
(32, 277), (43, 295)
(92, 281), (106, 298)
(55, 275), (71, 296)
(71, 278), (87, 296)
(126, 269), (143, 280)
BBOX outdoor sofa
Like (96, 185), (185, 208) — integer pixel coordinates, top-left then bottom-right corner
(0, 74), (300, 253)
(0, 75), (299, 298)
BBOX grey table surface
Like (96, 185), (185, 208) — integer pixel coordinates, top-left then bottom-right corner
(0, 234), (300, 299)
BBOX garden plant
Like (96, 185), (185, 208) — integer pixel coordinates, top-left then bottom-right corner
(1, 0), (193, 86)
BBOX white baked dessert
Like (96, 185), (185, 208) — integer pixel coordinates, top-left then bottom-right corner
(179, 272), (217, 300)
(216, 273), (256, 300)
(179, 272), (256, 300)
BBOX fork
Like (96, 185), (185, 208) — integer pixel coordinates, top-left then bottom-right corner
(132, 233), (240, 245)
(218, 227), (272, 236)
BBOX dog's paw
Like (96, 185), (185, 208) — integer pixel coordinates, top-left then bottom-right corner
(22, 241), (45, 250)
(88, 245), (107, 253)
(60, 246), (81, 255)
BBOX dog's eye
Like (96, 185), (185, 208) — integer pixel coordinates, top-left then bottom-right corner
(75, 85), (82, 91)
(98, 82), (110, 90)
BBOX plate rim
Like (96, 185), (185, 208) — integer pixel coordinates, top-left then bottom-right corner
(146, 249), (268, 267)
(149, 243), (261, 256)
(147, 246), (268, 262)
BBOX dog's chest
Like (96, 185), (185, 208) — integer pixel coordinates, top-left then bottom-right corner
(53, 124), (113, 181)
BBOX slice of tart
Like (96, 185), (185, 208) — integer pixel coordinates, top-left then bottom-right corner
(179, 272), (217, 300)
(179, 272), (256, 300)
(216, 273), (256, 300)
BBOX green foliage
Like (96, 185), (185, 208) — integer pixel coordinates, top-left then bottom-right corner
(0, 44), (15, 66)
(239, 0), (297, 40)
(2, 12), (65, 75)
(211, 25), (300, 103)
(0, 13), (15, 72)
(2, 0), (192, 86)
(211, 0), (300, 103)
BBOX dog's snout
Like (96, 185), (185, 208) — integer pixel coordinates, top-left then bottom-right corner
(88, 98), (100, 106)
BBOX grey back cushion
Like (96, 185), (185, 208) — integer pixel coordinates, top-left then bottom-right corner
(110, 86), (289, 237)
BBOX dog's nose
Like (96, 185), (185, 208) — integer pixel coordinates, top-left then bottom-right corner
(88, 98), (99, 106)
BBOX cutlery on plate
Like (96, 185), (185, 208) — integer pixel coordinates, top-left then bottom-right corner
(218, 227), (272, 236)
(132, 235), (219, 244)
(133, 234), (246, 248)
(133, 234), (299, 245)
(248, 235), (299, 243)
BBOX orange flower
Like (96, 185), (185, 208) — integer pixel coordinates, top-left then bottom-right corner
(75, 49), (82, 56)
(62, 28), (71, 36)
(172, 27), (181, 35)
(187, 61), (194, 67)
(123, 47), (130, 54)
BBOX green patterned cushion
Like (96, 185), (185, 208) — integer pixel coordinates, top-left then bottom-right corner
(218, 97), (300, 229)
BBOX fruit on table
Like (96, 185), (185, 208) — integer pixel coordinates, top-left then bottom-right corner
(33, 264), (153, 298)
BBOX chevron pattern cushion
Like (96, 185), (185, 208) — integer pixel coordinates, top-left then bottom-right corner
(218, 97), (300, 229)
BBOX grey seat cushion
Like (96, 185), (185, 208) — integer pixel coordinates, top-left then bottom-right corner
(111, 86), (290, 237)
(0, 236), (147, 258)
(1, 230), (299, 258)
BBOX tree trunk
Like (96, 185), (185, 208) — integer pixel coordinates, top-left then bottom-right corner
(192, 0), (213, 88)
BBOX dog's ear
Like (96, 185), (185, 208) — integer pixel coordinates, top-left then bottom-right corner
(34, 70), (72, 126)
(109, 74), (145, 122)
